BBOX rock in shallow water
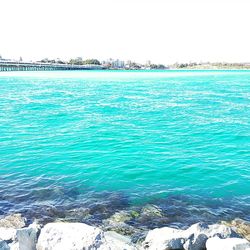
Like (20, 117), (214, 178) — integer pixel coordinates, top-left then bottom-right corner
(108, 211), (133, 223)
(206, 236), (250, 250)
(102, 210), (138, 236)
(143, 222), (240, 250)
(222, 218), (250, 241)
(0, 214), (26, 229)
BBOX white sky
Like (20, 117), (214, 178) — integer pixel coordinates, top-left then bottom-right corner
(0, 0), (250, 64)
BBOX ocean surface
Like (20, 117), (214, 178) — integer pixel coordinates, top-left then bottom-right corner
(0, 70), (249, 228)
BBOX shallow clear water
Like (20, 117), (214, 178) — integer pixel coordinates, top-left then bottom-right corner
(0, 70), (250, 227)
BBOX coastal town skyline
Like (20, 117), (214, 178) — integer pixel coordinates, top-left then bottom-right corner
(1, 54), (250, 71)
(1, 0), (250, 64)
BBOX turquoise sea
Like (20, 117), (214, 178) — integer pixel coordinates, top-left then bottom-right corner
(0, 70), (249, 227)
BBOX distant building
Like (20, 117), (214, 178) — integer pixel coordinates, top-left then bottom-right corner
(112, 59), (124, 68)
(102, 58), (125, 69)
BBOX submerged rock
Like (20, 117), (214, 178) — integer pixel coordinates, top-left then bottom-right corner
(206, 236), (250, 250)
(222, 218), (250, 241)
(108, 211), (133, 223)
(140, 205), (163, 218)
(143, 222), (240, 250)
(62, 207), (92, 224)
(0, 214), (26, 229)
(102, 210), (139, 236)
(133, 204), (171, 229)
(102, 220), (138, 236)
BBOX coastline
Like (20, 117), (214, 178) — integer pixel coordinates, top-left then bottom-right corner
(0, 212), (249, 250)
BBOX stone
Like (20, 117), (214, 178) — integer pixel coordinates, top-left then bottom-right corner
(17, 222), (40, 250)
(102, 221), (137, 236)
(36, 222), (104, 250)
(8, 242), (19, 250)
(140, 205), (163, 218)
(207, 223), (238, 238)
(143, 227), (186, 249)
(143, 222), (240, 250)
(206, 236), (250, 250)
(108, 211), (132, 223)
(101, 231), (137, 250)
(65, 207), (91, 221)
(183, 233), (208, 250)
(0, 240), (10, 250)
(0, 214), (26, 229)
(183, 222), (238, 250)
(0, 228), (16, 241)
(102, 211), (137, 236)
(222, 218), (250, 241)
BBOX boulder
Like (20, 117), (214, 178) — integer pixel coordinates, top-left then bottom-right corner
(102, 220), (137, 236)
(36, 222), (104, 250)
(102, 211), (138, 236)
(206, 236), (250, 250)
(140, 205), (163, 218)
(143, 222), (240, 250)
(17, 222), (40, 250)
(0, 228), (16, 241)
(143, 227), (186, 249)
(0, 240), (10, 250)
(183, 222), (238, 250)
(0, 214), (26, 229)
(8, 242), (19, 250)
(101, 231), (137, 250)
(108, 211), (132, 223)
(222, 218), (250, 241)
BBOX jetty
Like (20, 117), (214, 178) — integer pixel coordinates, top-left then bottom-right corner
(0, 61), (103, 72)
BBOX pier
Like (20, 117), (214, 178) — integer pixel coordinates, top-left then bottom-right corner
(0, 61), (103, 72)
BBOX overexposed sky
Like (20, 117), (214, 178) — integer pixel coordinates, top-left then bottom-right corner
(0, 0), (250, 64)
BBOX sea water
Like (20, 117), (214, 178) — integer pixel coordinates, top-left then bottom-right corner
(0, 70), (249, 227)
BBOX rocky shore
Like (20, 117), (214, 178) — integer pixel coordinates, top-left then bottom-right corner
(0, 213), (250, 250)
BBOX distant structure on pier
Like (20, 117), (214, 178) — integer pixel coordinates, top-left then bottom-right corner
(0, 60), (103, 72)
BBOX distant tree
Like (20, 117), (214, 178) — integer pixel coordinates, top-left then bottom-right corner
(56, 60), (65, 64)
(41, 58), (49, 63)
(83, 59), (101, 65)
(19, 57), (23, 62)
(69, 58), (84, 65)
(179, 63), (188, 68)
(157, 64), (166, 69)
(150, 64), (166, 69)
